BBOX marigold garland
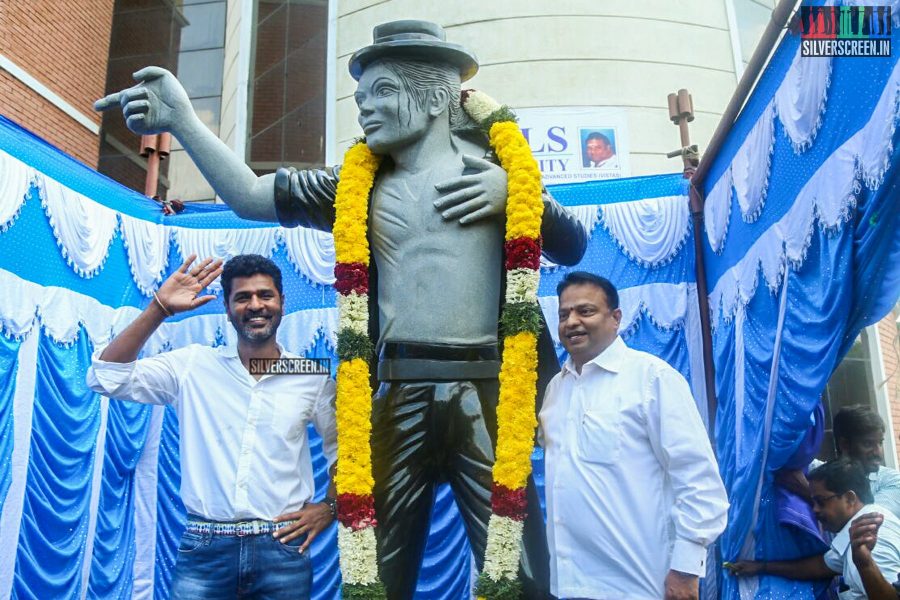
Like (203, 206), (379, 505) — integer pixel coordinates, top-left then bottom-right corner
(333, 141), (384, 598)
(332, 90), (543, 600)
(464, 90), (544, 600)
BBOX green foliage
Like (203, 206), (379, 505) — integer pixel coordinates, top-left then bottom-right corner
(337, 328), (374, 361)
(474, 573), (523, 600)
(500, 302), (543, 336)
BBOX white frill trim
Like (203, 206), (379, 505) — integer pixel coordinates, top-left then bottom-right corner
(705, 167), (733, 254)
(119, 215), (171, 296)
(36, 174), (118, 278)
(539, 282), (696, 349)
(0, 149), (34, 232)
(774, 48), (832, 153)
(173, 228), (278, 292)
(279, 226), (336, 286)
(706, 52), (828, 248)
(0, 266), (338, 355)
(709, 57), (900, 324)
(0, 268), (141, 345)
(599, 195), (691, 268)
(732, 102), (775, 224)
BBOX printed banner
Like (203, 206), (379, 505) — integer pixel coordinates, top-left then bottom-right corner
(516, 107), (631, 184)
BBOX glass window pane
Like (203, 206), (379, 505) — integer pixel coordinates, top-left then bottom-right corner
(249, 0), (327, 169)
(734, 0), (772, 62)
(177, 48), (225, 97)
(180, 2), (225, 52)
(191, 96), (222, 136)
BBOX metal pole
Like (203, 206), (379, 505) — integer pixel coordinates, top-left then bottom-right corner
(681, 0), (798, 436)
(667, 89), (718, 439)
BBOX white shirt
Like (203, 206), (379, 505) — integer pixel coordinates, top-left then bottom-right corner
(871, 466), (900, 519)
(86, 344), (337, 522)
(823, 503), (900, 600)
(590, 155), (619, 169)
(539, 337), (729, 600)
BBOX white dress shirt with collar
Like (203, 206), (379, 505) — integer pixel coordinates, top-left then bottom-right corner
(539, 336), (729, 600)
(823, 503), (900, 600)
(86, 343), (337, 522)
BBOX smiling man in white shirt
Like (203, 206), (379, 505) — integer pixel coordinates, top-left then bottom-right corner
(539, 271), (728, 600)
(86, 254), (337, 599)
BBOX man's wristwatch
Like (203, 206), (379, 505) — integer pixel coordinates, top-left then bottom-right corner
(323, 496), (337, 520)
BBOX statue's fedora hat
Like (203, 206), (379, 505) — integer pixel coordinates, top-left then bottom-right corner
(349, 20), (478, 82)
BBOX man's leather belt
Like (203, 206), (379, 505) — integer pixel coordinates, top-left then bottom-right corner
(377, 341), (500, 381)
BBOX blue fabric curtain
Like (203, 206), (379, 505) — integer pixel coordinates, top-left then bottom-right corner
(0, 334), (20, 509)
(153, 406), (185, 600)
(13, 328), (100, 599)
(87, 399), (153, 598)
(704, 22), (900, 600)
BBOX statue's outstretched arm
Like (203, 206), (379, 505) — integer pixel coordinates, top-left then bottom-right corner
(95, 67), (277, 222)
(540, 190), (588, 267)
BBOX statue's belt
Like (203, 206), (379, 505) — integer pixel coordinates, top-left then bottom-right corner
(377, 341), (500, 381)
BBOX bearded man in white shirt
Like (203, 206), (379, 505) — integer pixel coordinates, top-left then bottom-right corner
(834, 406), (900, 519)
(86, 254), (338, 599)
(539, 271), (728, 600)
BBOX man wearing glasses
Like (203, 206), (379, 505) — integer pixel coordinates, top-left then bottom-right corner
(728, 458), (900, 600)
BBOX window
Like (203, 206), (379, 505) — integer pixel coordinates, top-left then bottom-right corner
(732, 0), (776, 72)
(165, 0), (226, 203)
(818, 331), (879, 461)
(248, 0), (328, 175)
(98, 0), (186, 197)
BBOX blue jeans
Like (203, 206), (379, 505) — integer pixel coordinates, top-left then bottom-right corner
(169, 529), (312, 599)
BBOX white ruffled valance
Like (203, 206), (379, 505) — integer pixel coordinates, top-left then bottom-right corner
(774, 49), (831, 153)
(119, 215), (171, 296)
(173, 228), (279, 291)
(539, 282), (696, 347)
(599, 195), (690, 268)
(38, 175), (118, 278)
(280, 226), (336, 286)
(705, 101), (778, 253)
(0, 266), (338, 356)
(709, 57), (900, 323)
(704, 168), (733, 254)
(706, 38), (833, 249)
(731, 102), (775, 224)
(0, 149), (33, 231)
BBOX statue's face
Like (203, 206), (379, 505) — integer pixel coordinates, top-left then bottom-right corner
(354, 62), (431, 154)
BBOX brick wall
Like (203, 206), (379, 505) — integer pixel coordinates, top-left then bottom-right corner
(0, 1), (114, 168)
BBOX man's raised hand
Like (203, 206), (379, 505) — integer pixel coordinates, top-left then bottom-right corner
(434, 154), (508, 225)
(156, 255), (224, 315)
(94, 67), (193, 136)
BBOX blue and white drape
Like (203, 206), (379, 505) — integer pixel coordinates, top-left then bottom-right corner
(702, 6), (900, 599)
(0, 110), (701, 598)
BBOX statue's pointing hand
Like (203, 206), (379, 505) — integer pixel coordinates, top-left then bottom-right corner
(434, 154), (508, 225)
(94, 67), (193, 136)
